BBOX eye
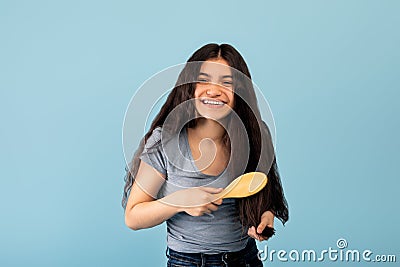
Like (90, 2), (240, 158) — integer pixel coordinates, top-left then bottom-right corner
(197, 78), (209, 83)
(223, 81), (233, 85)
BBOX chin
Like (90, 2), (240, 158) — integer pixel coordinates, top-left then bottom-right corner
(197, 111), (232, 122)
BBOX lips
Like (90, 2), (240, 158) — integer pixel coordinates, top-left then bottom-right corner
(196, 97), (232, 117)
(199, 98), (227, 106)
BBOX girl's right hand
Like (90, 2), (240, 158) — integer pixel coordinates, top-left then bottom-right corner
(169, 187), (224, 217)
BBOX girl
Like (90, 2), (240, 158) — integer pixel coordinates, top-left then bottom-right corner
(122, 43), (288, 267)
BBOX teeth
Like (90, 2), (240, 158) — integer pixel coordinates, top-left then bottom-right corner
(202, 99), (224, 105)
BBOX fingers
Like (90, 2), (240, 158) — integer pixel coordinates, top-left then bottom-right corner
(211, 198), (223, 205)
(199, 205), (217, 216)
(261, 210), (275, 228)
(257, 222), (266, 234)
(198, 187), (224, 205)
(203, 208), (212, 215)
(248, 226), (259, 240)
(200, 187), (224, 194)
(248, 226), (268, 241)
(199, 202), (221, 216)
(182, 187), (225, 217)
(206, 203), (219, 212)
(186, 202), (220, 217)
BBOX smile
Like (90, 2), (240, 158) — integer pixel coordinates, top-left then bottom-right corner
(200, 99), (226, 106)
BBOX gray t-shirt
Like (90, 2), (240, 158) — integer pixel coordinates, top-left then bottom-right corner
(139, 126), (250, 253)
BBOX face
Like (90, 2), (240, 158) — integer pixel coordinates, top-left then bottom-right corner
(194, 58), (234, 121)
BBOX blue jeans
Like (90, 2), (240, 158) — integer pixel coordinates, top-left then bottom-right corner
(165, 238), (263, 267)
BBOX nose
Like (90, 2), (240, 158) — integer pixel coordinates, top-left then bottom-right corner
(206, 85), (222, 96)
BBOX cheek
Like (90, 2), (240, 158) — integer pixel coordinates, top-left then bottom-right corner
(228, 92), (235, 104)
(194, 84), (205, 98)
(193, 84), (199, 98)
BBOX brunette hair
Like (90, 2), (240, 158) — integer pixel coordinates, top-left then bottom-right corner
(122, 43), (289, 230)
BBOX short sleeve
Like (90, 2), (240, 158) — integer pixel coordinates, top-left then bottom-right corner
(139, 127), (167, 175)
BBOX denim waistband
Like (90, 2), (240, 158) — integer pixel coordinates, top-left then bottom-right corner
(166, 238), (257, 264)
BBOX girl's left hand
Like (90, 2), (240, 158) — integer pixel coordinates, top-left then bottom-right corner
(247, 210), (274, 241)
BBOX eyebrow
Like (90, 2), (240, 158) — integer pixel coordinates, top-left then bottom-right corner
(198, 72), (233, 79)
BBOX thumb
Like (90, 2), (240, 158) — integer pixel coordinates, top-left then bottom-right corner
(200, 187), (224, 194)
(257, 222), (266, 234)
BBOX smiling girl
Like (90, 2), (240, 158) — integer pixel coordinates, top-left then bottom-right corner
(122, 43), (288, 267)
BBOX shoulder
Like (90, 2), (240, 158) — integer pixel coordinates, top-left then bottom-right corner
(143, 126), (185, 155)
(144, 126), (163, 149)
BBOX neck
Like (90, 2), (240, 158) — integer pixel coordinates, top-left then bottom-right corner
(189, 118), (227, 144)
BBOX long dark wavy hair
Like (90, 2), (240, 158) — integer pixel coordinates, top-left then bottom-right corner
(122, 43), (289, 233)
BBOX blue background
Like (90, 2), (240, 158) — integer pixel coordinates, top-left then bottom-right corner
(1, 0), (399, 266)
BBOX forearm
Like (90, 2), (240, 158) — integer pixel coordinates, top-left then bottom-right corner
(125, 198), (181, 230)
